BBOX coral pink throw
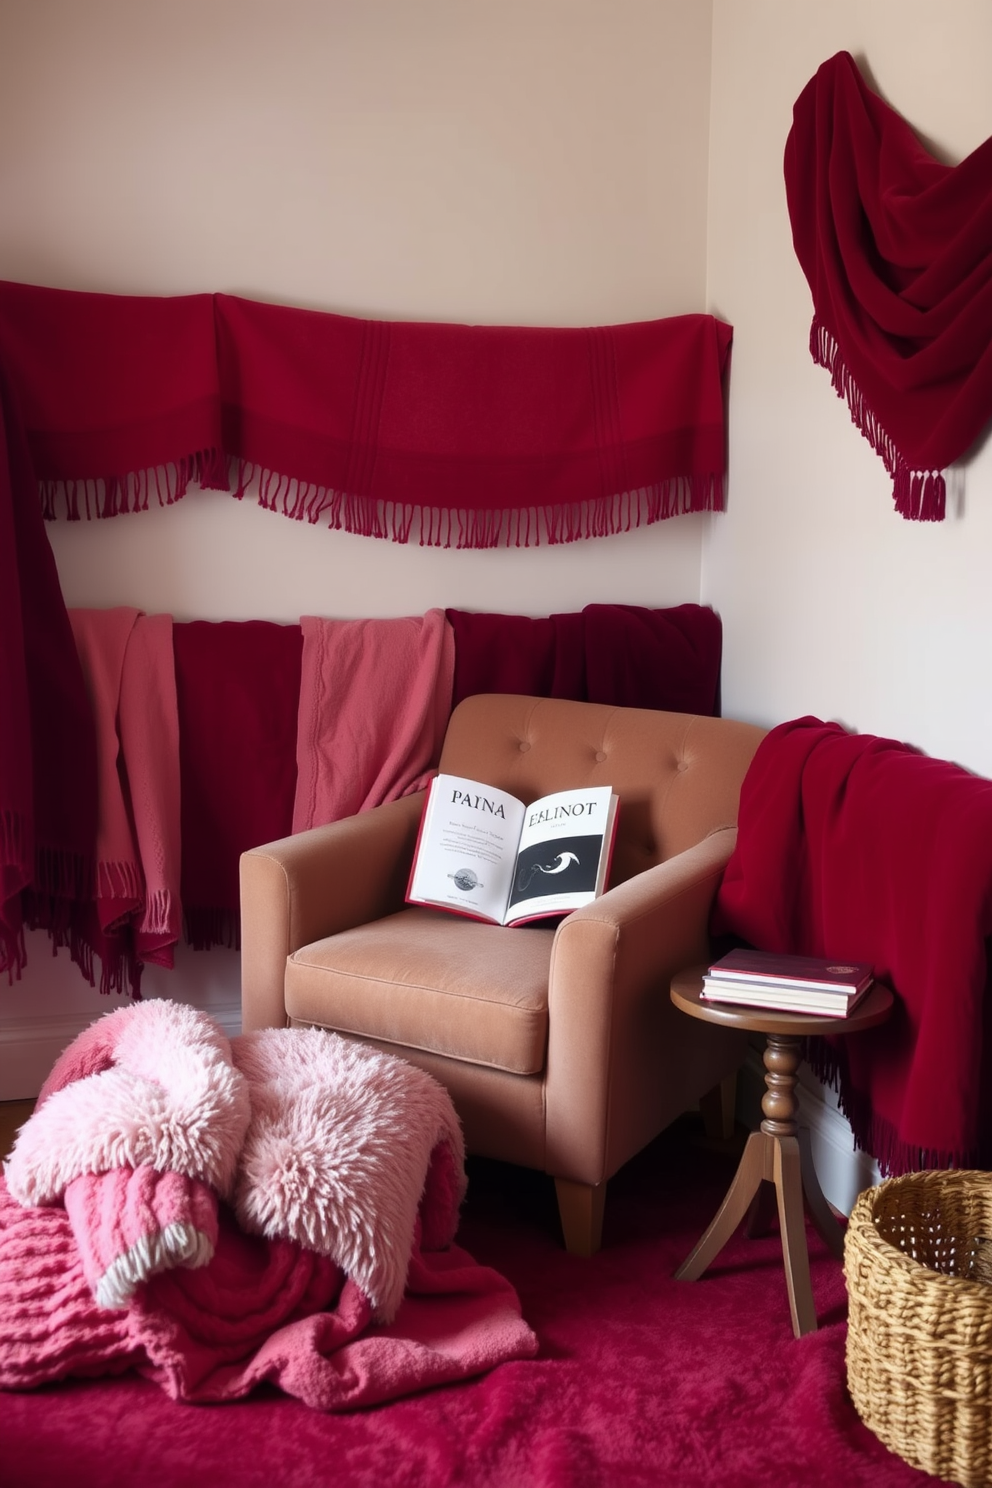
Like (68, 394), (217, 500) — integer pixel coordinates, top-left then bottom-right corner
(293, 610), (454, 832)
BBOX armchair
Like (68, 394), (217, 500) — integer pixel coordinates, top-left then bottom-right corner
(240, 694), (766, 1255)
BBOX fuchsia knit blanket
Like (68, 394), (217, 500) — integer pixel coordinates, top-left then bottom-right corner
(1, 1001), (536, 1407)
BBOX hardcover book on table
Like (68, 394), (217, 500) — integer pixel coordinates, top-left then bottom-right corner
(701, 949), (874, 1017)
(407, 773), (618, 926)
(706, 949), (874, 994)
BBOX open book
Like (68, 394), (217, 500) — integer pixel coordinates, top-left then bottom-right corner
(406, 773), (618, 926)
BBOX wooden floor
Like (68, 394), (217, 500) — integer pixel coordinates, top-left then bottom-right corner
(0, 1101), (34, 1164)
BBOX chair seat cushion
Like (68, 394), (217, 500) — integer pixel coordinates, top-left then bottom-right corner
(284, 906), (554, 1075)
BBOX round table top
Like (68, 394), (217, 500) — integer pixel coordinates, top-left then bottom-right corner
(670, 964), (894, 1037)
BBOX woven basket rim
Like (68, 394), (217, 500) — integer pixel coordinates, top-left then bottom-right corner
(849, 1169), (992, 1288)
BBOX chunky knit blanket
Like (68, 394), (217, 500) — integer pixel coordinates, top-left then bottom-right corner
(0, 1001), (536, 1407)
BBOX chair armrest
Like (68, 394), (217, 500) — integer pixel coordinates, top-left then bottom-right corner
(544, 825), (741, 1182)
(239, 791), (427, 1032)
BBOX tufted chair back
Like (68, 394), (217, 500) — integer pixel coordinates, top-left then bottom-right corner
(439, 693), (764, 883)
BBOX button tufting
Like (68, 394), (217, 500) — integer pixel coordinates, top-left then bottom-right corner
(676, 760), (689, 773)
(518, 740), (531, 752)
(594, 750), (607, 763)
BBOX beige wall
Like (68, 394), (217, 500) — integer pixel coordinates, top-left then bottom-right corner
(705, 0), (992, 776)
(1, 0), (715, 623)
(0, 0), (715, 1089)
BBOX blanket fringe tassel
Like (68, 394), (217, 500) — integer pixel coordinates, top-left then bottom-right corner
(810, 320), (946, 522)
(39, 448), (229, 521)
(183, 905), (240, 953)
(805, 1035), (974, 1177)
(0, 806), (29, 981)
(238, 461), (725, 548)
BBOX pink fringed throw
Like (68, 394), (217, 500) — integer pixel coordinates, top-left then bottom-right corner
(785, 52), (992, 520)
(68, 608), (183, 994)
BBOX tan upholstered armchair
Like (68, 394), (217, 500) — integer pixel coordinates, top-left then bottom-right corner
(241, 694), (766, 1255)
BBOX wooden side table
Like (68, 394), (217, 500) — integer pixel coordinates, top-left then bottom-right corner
(670, 965), (893, 1338)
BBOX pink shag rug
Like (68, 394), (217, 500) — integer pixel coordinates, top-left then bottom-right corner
(0, 1114), (939, 1488)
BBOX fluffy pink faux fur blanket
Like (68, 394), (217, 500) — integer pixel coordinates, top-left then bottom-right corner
(1, 1002), (536, 1405)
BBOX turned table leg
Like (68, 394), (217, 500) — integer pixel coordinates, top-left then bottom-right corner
(675, 1032), (831, 1338)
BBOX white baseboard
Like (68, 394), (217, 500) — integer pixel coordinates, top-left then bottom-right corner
(0, 936), (245, 1102)
(736, 1042), (879, 1217)
(0, 992), (244, 1102)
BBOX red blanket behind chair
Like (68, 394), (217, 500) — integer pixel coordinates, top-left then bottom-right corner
(712, 717), (992, 1174)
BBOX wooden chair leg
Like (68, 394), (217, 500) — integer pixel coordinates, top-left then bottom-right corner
(699, 1070), (738, 1141)
(554, 1177), (606, 1257)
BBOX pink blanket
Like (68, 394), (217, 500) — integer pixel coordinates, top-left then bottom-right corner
(67, 609), (182, 994)
(1, 1001), (537, 1405)
(293, 610), (454, 832)
(68, 607), (145, 938)
(119, 614), (182, 969)
(0, 1182), (536, 1409)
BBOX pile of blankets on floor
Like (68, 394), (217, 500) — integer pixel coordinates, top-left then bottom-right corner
(0, 999), (537, 1409)
(47, 600), (723, 997)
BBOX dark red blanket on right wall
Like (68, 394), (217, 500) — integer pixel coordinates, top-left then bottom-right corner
(784, 50), (992, 522)
(712, 717), (992, 1175)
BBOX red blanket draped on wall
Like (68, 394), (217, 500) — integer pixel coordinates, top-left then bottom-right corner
(0, 280), (731, 548)
(712, 717), (992, 1174)
(173, 621), (303, 951)
(215, 295), (732, 546)
(446, 603), (722, 715)
(0, 363), (97, 982)
(0, 281), (226, 518)
(784, 51), (992, 521)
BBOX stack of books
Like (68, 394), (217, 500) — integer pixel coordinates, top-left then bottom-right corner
(701, 949), (874, 1017)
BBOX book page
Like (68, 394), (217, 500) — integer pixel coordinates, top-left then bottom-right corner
(407, 774), (525, 922)
(505, 786), (617, 924)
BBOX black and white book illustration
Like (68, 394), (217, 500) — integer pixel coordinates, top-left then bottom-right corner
(407, 773), (618, 926)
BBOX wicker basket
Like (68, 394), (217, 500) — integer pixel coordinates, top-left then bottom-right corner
(845, 1170), (992, 1487)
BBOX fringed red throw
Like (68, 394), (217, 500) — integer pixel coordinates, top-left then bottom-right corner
(784, 51), (992, 521)
(446, 603), (722, 716)
(0, 363), (97, 983)
(712, 717), (992, 1175)
(0, 281), (226, 518)
(173, 621), (302, 951)
(0, 279), (731, 547)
